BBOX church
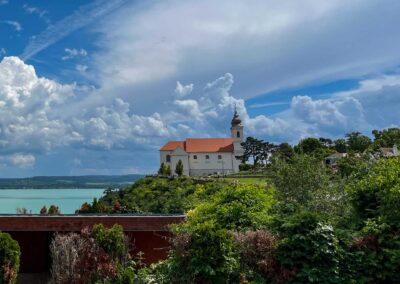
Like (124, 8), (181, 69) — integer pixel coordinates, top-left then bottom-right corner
(159, 110), (244, 176)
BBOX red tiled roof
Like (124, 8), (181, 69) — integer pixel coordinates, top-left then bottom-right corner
(160, 138), (234, 153)
(160, 141), (185, 151)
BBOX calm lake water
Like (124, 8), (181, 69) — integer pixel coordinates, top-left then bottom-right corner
(0, 188), (105, 214)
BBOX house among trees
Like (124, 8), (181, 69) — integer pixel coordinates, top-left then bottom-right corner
(379, 144), (399, 157)
(159, 110), (244, 176)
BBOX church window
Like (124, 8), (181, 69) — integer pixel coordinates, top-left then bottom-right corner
(218, 155), (222, 159)
(237, 131), (241, 138)
(205, 155), (210, 159)
(193, 155), (197, 159)
(166, 155), (171, 162)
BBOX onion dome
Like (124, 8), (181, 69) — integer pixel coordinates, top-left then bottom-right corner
(231, 109), (242, 126)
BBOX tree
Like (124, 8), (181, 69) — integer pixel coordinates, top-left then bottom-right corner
(274, 143), (295, 161)
(48, 205), (61, 215)
(372, 128), (400, 148)
(0, 232), (20, 284)
(346, 132), (371, 153)
(175, 160), (184, 176)
(40, 206), (48, 215)
(295, 137), (324, 154)
(270, 155), (348, 217)
(158, 162), (167, 175)
(241, 137), (277, 166)
(241, 137), (263, 165)
(334, 138), (347, 153)
(165, 165), (171, 176)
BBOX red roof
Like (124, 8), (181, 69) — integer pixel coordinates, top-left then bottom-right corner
(160, 141), (185, 151)
(160, 138), (234, 153)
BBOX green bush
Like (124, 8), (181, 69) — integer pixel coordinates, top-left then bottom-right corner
(167, 222), (239, 283)
(91, 224), (127, 261)
(0, 232), (20, 284)
(274, 212), (341, 283)
(186, 183), (275, 231)
(348, 157), (400, 227)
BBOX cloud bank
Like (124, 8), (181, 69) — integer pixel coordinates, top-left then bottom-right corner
(1, 56), (399, 173)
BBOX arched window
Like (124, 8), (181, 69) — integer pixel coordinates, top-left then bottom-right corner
(236, 131), (241, 138)
(205, 155), (210, 159)
(166, 155), (171, 162)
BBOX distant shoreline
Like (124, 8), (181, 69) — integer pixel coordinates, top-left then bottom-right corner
(0, 174), (145, 189)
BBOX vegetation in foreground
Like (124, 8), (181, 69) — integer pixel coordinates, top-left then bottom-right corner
(0, 231), (20, 284)
(3, 127), (400, 283)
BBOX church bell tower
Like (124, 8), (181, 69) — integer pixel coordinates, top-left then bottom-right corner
(230, 107), (244, 143)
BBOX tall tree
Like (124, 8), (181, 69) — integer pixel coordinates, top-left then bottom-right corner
(372, 128), (400, 148)
(295, 137), (324, 154)
(175, 160), (184, 176)
(334, 138), (347, 153)
(346, 132), (371, 153)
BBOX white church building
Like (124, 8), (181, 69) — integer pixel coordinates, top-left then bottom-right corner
(159, 110), (244, 176)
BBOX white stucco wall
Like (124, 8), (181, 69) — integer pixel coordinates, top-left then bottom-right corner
(160, 150), (242, 176)
(187, 152), (235, 176)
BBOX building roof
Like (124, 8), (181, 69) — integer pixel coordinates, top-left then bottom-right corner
(159, 141), (185, 151)
(160, 138), (234, 153)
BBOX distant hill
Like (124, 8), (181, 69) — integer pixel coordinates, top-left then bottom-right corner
(0, 174), (145, 189)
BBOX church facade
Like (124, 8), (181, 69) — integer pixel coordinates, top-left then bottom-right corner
(159, 111), (244, 176)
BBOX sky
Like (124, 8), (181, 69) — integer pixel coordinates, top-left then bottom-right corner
(0, 0), (400, 177)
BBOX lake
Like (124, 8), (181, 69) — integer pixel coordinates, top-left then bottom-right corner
(0, 188), (105, 214)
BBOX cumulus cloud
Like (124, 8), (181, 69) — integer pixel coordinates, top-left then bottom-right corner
(1, 56), (399, 172)
(174, 81), (193, 98)
(62, 48), (88, 61)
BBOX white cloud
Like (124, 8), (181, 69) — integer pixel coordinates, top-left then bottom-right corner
(1, 20), (22, 32)
(62, 48), (88, 61)
(23, 4), (49, 23)
(1, 56), (400, 173)
(9, 154), (35, 168)
(84, 0), (400, 117)
(174, 81), (193, 98)
(76, 64), (88, 72)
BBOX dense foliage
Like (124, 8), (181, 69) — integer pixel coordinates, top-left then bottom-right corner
(0, 232), (20, 284)
(74, 127), (400, 283)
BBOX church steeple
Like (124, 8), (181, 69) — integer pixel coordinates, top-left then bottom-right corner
(231, 106), (242, 127)
(230, 106), (244, 143)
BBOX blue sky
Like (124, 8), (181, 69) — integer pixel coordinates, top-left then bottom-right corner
(1, 0), (400, 177)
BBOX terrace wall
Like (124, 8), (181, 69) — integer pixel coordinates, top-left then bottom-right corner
(0, 215), (184, 273)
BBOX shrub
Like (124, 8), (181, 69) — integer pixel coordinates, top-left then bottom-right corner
(48, 205), (61, 215)
(274, 212), (341, 283)
(90, 224), (128, 262)
(49, 225), (129, 284)
(234, 230), (294, 283)
(186, 183), (275, 231)
(0, 232), (20, 284)
(167, 222), (239, 283)
(348, 157), (400, 228)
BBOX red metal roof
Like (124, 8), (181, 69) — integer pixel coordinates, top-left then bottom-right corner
(160, 138), (234, 153)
